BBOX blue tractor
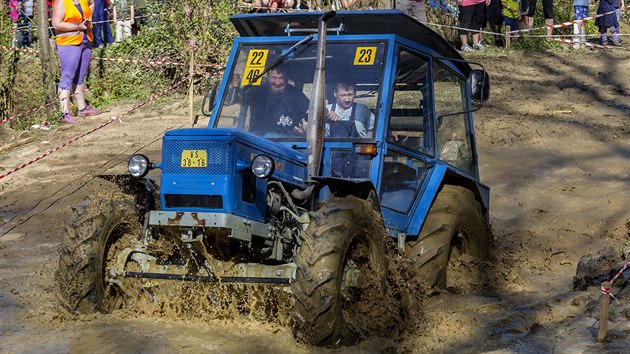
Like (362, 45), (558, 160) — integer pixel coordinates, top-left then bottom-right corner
(56, 10), (490, 346)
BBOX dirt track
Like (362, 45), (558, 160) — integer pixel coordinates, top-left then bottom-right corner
(1, 48), (630, 353)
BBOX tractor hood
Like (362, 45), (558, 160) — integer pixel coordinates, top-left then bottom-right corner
(159, 128), (308, 220)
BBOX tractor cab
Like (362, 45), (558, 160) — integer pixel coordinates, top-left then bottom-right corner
(210, 10), (490, 237)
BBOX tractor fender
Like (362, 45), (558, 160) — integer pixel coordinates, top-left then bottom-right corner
(97, 174), (159, 222)
(406, 164), (489, 237)
(311, 177), (381, 213)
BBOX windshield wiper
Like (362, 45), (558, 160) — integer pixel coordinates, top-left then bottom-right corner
(243, 34), (314, 91)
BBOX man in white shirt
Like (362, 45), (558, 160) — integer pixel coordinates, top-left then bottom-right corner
(325, 81), (375, 138)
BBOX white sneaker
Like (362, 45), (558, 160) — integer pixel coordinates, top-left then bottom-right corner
(472, 42), (486, 50)
(460, 44), (473, 52)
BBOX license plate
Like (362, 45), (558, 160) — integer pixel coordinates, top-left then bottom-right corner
(181, 150), (207, 168)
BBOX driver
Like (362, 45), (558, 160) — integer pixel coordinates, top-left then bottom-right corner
(325, 81), (375, 138)
(231, 66), (309, 137)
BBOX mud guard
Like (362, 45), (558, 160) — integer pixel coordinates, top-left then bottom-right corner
(97, 174), (159, 222)
(311, 177), (381, 213)
(406, 164), (490, 237)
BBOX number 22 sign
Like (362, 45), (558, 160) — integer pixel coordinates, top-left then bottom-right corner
(353, 47), (377, 66)
(241, 49), (269, 86)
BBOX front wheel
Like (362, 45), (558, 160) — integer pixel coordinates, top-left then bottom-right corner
(56, 191), (140, 313)
(291, 196), (387, 347)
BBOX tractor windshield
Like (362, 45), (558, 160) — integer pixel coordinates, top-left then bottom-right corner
(216, 41), (386, 140)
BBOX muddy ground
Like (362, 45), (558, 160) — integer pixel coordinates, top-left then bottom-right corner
(1, 48), (630, 353)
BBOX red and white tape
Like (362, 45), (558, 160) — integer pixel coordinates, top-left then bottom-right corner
(1, 91), (82, 126)
(0, 76), (189, 181)
(92, 55), (218, 68)
(0, 45), (218, 68)
(601, 259), (630, 296)
(0, 44), (40, 55)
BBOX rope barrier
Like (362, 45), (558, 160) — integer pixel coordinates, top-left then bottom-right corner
(508, 9), (621, 37)
(551, 37), (617, 49)
(3, 13), (156, 33)
(0, 76), (189, 181)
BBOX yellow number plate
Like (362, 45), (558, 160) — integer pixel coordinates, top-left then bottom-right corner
(353, 46), (377, 65)
(246, 49), (269, 68)
(181, 150), (207, 168)
(241, 67), (264, 86)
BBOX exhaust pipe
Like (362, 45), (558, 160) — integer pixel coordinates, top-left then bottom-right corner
(306, 10), (335, 183)
(294, 11), (335, 201)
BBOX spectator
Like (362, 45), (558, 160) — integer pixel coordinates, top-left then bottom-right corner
(484, 0), (504, 47)
(8, 0), (19, 47)
(524, 0), (553, 37)
(51, 0), (100, 123)
(16, 0), (34, 48)
(112, 0), (134, 42)
(92, 0), (113, 47)
(131, 0), (147, 35)
(614, 0), (625, 26)
(502, 0), (521, 32)
(396, 0), (428, 24)
(339, 0), (355, 9)
(596, 0), (620, 45)
(458, 0), (490, 51)
(253, 0), (295, 12)
(573, 0), (588, 48)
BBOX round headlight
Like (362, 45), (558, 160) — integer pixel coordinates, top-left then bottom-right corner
(251, 155), (275, 179)
(128, 154), (151, 178)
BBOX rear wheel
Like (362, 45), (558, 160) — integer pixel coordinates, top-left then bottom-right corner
(405, 185), (488, 290)
(291, 196), (387, 347)
(56, 191), (140, 313)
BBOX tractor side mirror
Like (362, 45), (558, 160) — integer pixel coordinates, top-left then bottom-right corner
(469, 69), (490, 103)
(201, 84), (218, 117)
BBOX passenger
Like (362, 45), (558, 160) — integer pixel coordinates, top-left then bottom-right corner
(325, 81), (375, 138)
(230, 67), (309, 137)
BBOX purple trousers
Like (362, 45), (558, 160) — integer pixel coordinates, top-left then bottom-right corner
(57, 39), (92, 91)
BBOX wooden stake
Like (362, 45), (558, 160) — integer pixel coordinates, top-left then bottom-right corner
(597, 281), (611, 343)
(0, 137), (37, 154)
(505, 26), (511, 48)
(189, 39), (195, 127)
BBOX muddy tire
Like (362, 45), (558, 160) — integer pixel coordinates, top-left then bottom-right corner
(56, 191), (140, 314)
(291, 196), (387, 347)
(405, 185), (488, 290)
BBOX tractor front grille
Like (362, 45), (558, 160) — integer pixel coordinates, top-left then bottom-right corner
(162, 140), (232, 175)
(164, 194), (223, 209)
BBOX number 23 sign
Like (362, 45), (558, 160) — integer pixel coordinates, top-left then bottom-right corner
(353, 47), (377, 66)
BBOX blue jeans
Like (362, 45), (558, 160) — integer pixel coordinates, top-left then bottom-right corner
(17, 15), (33, 48)
(93, 0), (113, 47)
(504, 16), (518, 31)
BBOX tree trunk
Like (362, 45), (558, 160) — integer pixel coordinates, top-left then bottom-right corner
(37, 0), (57, 115)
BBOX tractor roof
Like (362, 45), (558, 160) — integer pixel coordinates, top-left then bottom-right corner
(230, 10), (468, 74)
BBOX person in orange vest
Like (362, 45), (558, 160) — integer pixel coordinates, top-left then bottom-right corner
(51, 0), (101, 123)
